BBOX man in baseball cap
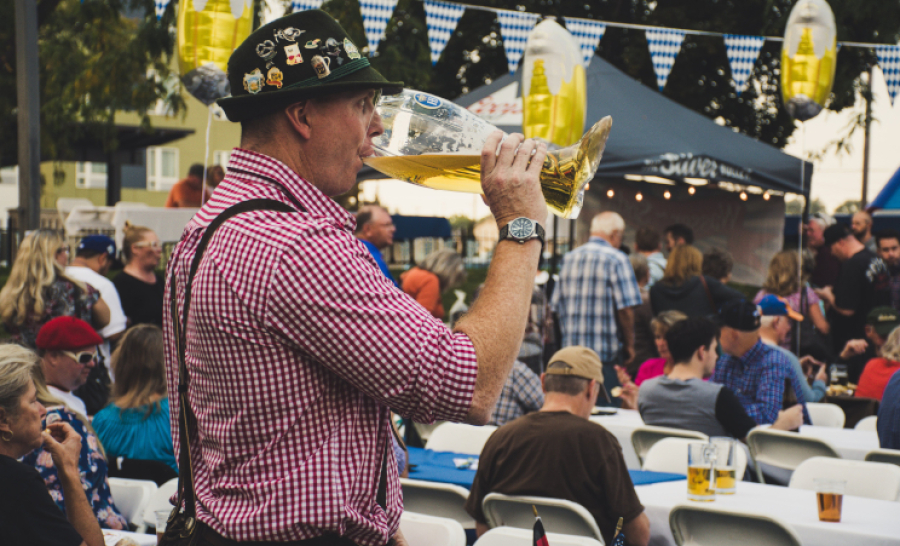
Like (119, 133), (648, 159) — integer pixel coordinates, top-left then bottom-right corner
(35, 316), (103, 418)
(65, 234), (127, 415)
(712, 300), (810, 428)
(465, 346), (650, 545)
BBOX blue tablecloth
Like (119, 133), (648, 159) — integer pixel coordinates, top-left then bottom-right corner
(407, 447), (684, 489)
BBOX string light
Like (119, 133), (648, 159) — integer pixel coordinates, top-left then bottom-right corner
(607, 189), (614, 198)
(688, 187), (696, 195)
(663, 191), (671, 200)
(763, 191), (770, 201)
(635, 192), (643, 202)
(740, 191), (748, 201)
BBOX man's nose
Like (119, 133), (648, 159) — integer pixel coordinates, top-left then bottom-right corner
(368, 110), (384, 137)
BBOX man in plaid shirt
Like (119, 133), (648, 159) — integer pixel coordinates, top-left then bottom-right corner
(552, 212), (643, 402)
(165, 11), (551, 546)
(488, 360), (544, 426)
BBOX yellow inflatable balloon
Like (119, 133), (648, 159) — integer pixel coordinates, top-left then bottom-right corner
(177, 0), (254, 105)
(521, 19), (587, 147)
(781, 0), (837, 121)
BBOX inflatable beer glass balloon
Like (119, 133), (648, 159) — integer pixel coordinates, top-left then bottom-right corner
(364, 90), (612, 219)
(781, 0), (837, 121)
(177, 0), (254, 105)
(521, 19), (587, 147)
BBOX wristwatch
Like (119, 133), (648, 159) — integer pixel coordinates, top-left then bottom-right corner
(499, 217), (545, 245)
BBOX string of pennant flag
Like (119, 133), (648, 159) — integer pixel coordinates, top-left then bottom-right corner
(282, 0), (900, 104)
(152, 0), (900, 104)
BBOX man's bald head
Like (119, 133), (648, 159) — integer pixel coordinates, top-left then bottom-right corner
(852, 211), (873, 242)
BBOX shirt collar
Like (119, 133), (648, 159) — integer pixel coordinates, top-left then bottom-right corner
(588, 236), (612, 247)
(226, 148), (356, 231)
(736, 339), (767, 366)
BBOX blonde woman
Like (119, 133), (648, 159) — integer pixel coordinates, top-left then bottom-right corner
(0, 230), (110, 347)
(112, 223), (163, 327)
(0, 344), (105, 546)
(20, 345), (128, 530)
(400, 249), (466, 319)
(754, 250), (830, 352)
(856, 323), (900, 401)
(93, 325), (176, 473)
(650, 245), (742, 317)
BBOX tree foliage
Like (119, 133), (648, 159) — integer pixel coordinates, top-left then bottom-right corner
(0, 0), (183, 166)
(319, 0), (900, 151)
(834, 199), (862, 214)
(785, 196), (825, 215)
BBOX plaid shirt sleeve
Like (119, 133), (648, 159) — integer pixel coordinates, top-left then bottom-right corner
(611, 254), (643, 310)
(265, 225), (478, 424)
(512, 361), (544, 413)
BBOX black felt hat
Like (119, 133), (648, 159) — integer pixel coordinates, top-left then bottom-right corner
(717, 299), (761, 332)
(218, 10), (403, 122)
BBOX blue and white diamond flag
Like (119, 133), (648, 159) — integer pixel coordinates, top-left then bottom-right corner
(646, 29), (685, 92)
(496, 10), (539, 74)
(723, 34), (765, 95)
(360, 0), (399, 55)
(424, 0), (466, 65)
(154, 0), (170, 20)
(564, 18), (607, 68)
(290, 0), (325, 12)
(875, 45), (900, 105)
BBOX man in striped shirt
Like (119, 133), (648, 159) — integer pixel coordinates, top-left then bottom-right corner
(164, 10), (550, 546)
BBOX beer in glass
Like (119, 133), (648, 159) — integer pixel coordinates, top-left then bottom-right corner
(710, 437), (737, 494)
(687, 442), (716, 501)
(815, 479), (845, 522)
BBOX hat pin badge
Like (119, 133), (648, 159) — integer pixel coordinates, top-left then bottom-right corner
(256, 40), (277, 61)
(243, 68), (265, 94)
(285, 43), (303, 65)
(266, 66), (284, 88)
(343, 38), (361, 59)
(311, 55), (331, 78)
(275, 27), (304, 42)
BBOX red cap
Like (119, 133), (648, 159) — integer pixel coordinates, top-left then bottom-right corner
(35, 316), (103, 351)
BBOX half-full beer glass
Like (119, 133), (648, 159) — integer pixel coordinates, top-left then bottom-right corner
(687, 442), (716, 501)
(710, 437), (737, 494)
(364, 90), (613, 219)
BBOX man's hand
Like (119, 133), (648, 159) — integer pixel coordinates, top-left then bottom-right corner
(392, 528), (409, 546)
(813, 285), (834, 305)
(772, 405), (804, 431)
(840, 339), (868, 360)
(480, 131), (548, 228)
(622, 345), (635, 367)
(814, 364), (828, 384)
(799, 355), (825, 376)
(42, 422), (82, 473)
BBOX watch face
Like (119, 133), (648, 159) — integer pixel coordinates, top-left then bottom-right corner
(509, 218), (534, 239)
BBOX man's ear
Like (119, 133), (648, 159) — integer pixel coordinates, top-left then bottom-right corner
(284, 100), (312, 140)
(0, 408), (11, 433)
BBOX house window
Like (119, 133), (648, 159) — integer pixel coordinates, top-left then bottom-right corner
(147, 147), (179, 191)
(212, 150), (231, 168)
(76, 162), (108, 189)
(0, 166), (17, 184)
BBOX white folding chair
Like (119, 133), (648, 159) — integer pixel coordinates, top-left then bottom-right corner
(108, 477), (158, 533)
(425, 423), (497, 455)
(474, 527), (603, 546)
(630, 425), (708, 466)
(746, 428), (840, 484)
(400, 479), (474, 527)
(642, 437), (747, 481)
(669, 504), (801, 546)
(805, 403), (846, 428)
(789, 456), (900, 501)
(142, 477), (179, 529)
(400, 512), (467, 546)
(855, 415), (878, 431)
(482, 493), (603, 543)
(865, 448), (900, 467)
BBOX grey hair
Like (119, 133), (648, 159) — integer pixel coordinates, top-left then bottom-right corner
(0, 344), (39, 417)
(543, 361), (590, 395)
(629, 254), (649, 283)
(809, 212), (835, 229)
(418, 249), (466, 291)
(590, 212), (625, 236)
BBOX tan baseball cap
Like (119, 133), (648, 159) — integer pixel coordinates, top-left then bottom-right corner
(545, 346), (605, 384)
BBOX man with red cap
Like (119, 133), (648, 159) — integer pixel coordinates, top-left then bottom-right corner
(35, 316), (103, 417)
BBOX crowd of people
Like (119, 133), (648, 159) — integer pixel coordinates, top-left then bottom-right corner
(1, 9), (898, 546)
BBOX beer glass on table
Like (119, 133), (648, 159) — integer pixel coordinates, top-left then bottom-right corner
(815, 479), (845, 522)
(710, 437), (737, 494)
(365, 90), (613, 220)
(687, 442), (717, 501)
(155, 509), (170, 543)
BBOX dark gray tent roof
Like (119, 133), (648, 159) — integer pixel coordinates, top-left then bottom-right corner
(359, 55), (811, 195)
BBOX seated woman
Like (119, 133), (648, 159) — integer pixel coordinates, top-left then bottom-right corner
(93, 324), (177, 473)
(635, 310), (688, 385)
(20, 360), (127, 530)
(0, 344), (105, 546)
(857, 326), (900, 402)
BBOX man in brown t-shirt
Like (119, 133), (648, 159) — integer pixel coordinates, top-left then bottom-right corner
(465, 346), (650, 545)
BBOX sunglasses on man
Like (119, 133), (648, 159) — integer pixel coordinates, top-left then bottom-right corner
(62, 350), (97, 365)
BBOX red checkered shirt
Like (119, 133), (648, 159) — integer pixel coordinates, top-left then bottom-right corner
(163, 149), (478, 545)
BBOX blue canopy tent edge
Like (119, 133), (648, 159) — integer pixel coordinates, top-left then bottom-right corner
(868, 165), (900, 211)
